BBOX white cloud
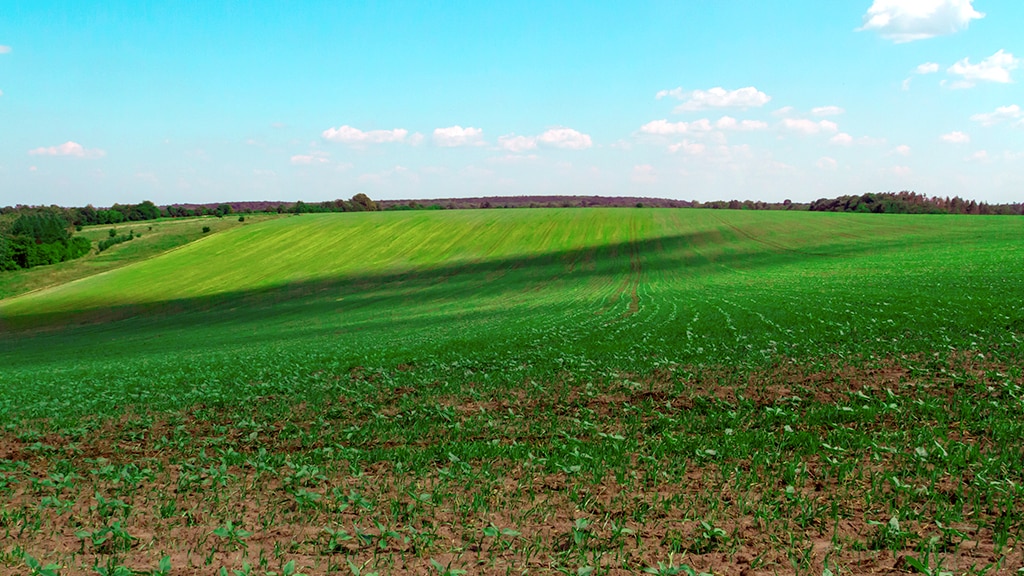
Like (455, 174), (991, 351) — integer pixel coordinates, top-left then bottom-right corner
(639, 120), (690, 135)
(967, 150), (989, 162)
(812, 106), (845, 117)
(830, 133), (854, 145)
(772, 106), (795, 118)
(970, 104), (1023, 126)
(658, 86), (771, 112)
(915, 62), (940, 74)
(859, 0), (983, 43)
(895, 144), (912, 156)
(655, 87), (685, 100)
(685, 119), (714, 132)
(322, 125), (408, 144)
(649, 119), (709, 133)
(28, 141), (106, 158)
(640, 116), (761, 136)
(817, 157), (838, 170)
(780, 118), (839, 135)
(496, 128), (592, 151)
(536, 127), (592, 150)
(0, 45), (10, 54)
(940, 130), (970, 143)
(433, 125), (484, 147)
(290, 151), (330, 165)
(0, 89), (4, 97)
(715, 116), (768, 131)
(487, 153), (539, 164)
(893, 165), (913, 176)
(632, 164), (656, 184)
(668, 141), (706, 155)
(947, 50), (1020, 87)
(497, 134), (537, 152)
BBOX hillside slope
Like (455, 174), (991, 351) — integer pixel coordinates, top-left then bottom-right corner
(2, 207), (1020, 367)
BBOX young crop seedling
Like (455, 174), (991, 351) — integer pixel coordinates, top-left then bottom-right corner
(690, 520), (728, 554)
(429, 558), (466, 576)
(867, 516), (914, 552)
(23, 553), (61, 576)
(75, 521), (136, 554)
(643, 553), (711, 576)
(212, 520), (254, 550)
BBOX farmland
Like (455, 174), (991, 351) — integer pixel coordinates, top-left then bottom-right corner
(1, 208), (1023, 575)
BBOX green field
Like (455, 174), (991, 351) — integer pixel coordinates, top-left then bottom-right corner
(1, 208), (1022, 575)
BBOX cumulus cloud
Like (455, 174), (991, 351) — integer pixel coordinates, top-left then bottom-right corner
(940, 130), (970, 143)
(657, 86), (771, 112)
(947, 50), (1020, 87)
(967, 150), (989, 162)
(812, 106), (845, 117)
(830, 133), (854, 145)
(497, 134), (537, 152)
(290, 151), (330, 165)
(858, 0), (983, 43)
(433, 125), (484, 147)
(632, 164), (656, 184)
(970, 104), (1023, 127)
(905, 62), (942, 90)
(817, 157), (838, 170)
(322, 125), (408, 144)
(536, 127), (592, 150)
(28, 141), (105, 158)
(894, 144), (912, 156)
(0, 45), (10, 54)
(668, 141), (706, 155)
(639, 119), (711, 135)
(655, 87), (685, 100)
(495, 128), (592, 152)
(893, 165), (913, 176)
(780, 118), (839, 135)
(715, 116), (768, 131)
(640, 116), (764, 136)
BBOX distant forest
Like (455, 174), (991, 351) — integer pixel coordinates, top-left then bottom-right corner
(2, 190), (1021, 273)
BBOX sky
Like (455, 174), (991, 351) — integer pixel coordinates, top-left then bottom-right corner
(1, 0), (1022, 207)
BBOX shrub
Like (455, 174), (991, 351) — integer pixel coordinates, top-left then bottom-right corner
(109, 228), (117, 238)
(98, 232), (135, 253)
(202, 226), (211, 233)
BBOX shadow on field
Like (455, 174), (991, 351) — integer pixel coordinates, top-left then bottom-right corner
(0, 228), (874, 349)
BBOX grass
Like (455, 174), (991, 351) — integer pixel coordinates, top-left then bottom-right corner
(0, 208), (1022, 575)
(0, 214), (278, 301)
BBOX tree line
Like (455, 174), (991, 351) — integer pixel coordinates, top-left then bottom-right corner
(806, 191), (1023, 215)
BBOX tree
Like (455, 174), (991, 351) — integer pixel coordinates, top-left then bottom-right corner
(350, 193), (378, 212)
(0, 235), (16, 271)
(11, 213), (71, 244)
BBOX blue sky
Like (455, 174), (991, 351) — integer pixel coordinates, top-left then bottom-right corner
(1, 1), (1022, 206)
